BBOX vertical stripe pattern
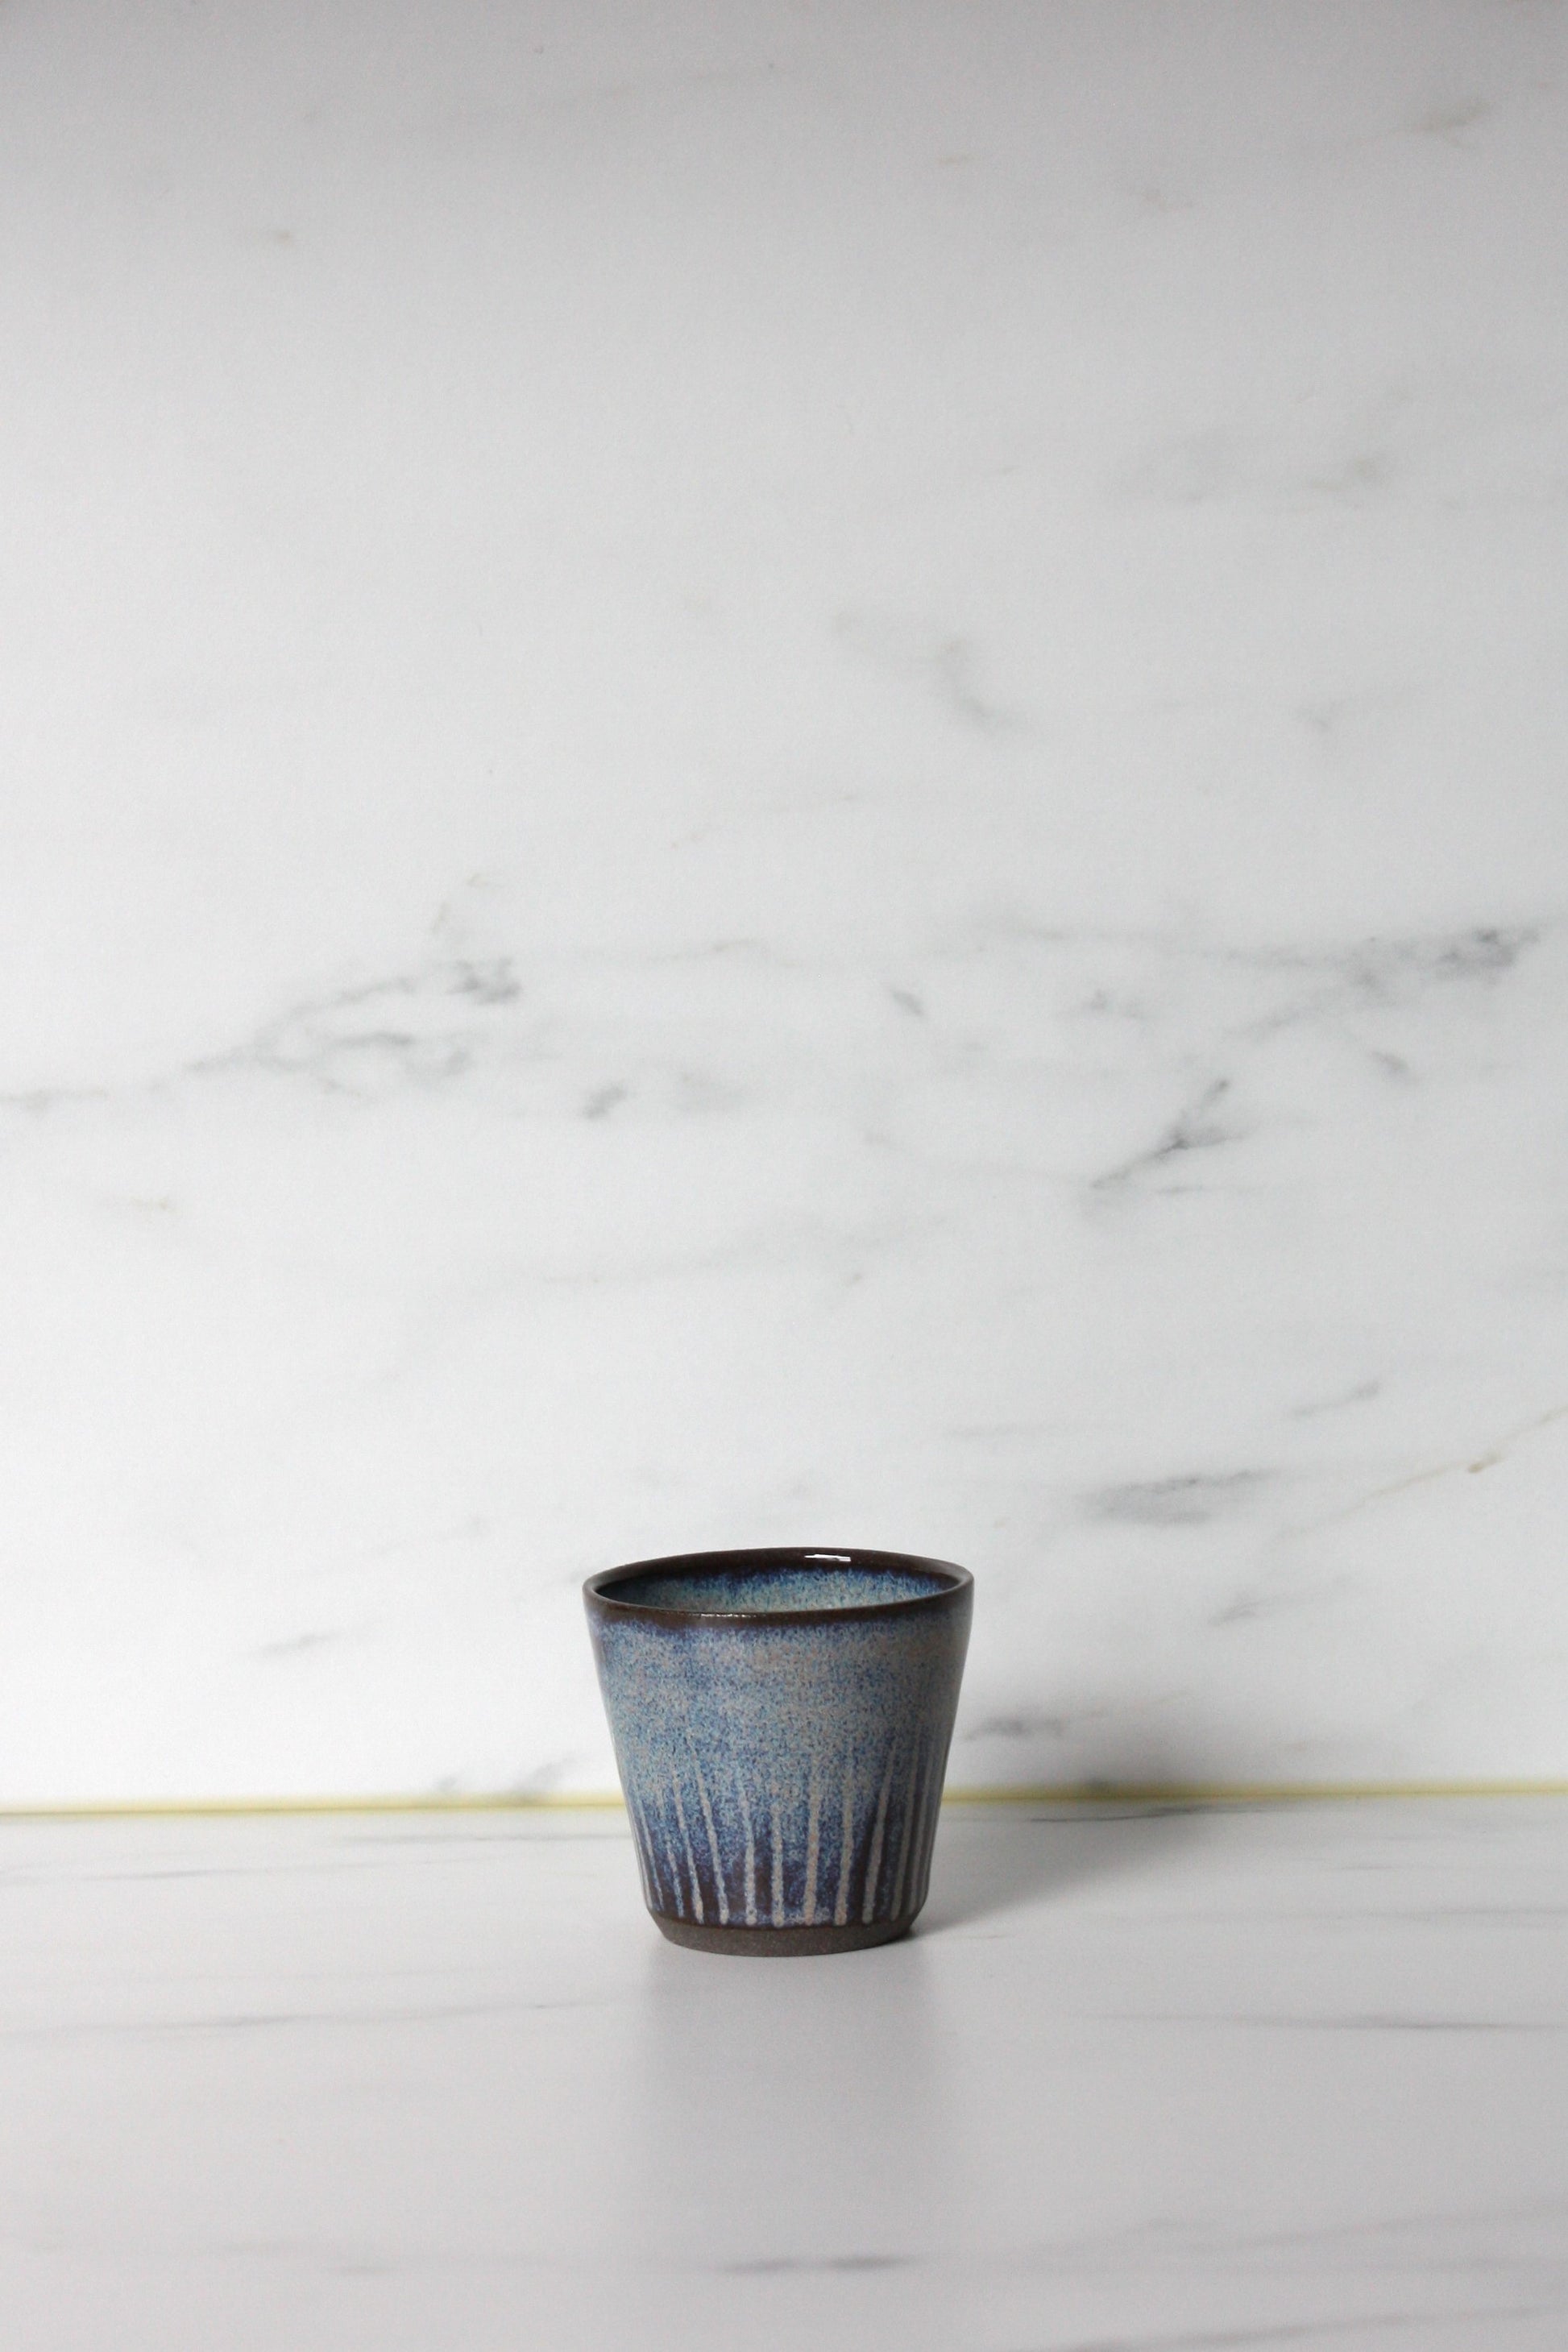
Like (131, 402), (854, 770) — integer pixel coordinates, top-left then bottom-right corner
(612, 1720), (960, 1932)
(616, 1732), (953, 1931)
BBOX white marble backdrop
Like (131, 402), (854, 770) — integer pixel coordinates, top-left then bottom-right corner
(1, 0), (1566, 1800)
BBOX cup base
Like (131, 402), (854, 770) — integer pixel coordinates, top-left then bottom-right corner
(652, 1912), (915, 1957)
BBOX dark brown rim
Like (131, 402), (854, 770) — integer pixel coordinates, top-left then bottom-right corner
(583, 1545), (973, 1629)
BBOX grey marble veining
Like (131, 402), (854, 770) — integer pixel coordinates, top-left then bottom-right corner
(0, 0), (1566, 1797)
(3, 1802), (1567, 2349)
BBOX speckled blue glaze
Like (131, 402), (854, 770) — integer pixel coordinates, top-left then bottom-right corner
(584, 1547), (973, 1953)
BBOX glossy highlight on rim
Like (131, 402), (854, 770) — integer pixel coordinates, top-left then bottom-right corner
(583, 1545), (973, 1628)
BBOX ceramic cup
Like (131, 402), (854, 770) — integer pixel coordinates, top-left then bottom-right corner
(583, 1545), (973, 1956)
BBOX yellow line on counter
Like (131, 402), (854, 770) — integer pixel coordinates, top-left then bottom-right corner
(945, 1780), (1568, 1803)
(3, 1781), (1568, 1819)
(0, 1793), (627, 1819)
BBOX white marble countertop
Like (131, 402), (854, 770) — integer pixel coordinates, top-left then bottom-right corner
(6, 1800), (1566, 2350)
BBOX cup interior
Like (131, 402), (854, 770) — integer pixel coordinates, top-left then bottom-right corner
(593, 1549), (964, 1618)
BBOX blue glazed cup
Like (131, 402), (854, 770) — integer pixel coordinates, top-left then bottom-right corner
(583, 1546), (973, 1956)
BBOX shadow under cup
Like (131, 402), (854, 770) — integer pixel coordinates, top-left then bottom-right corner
(583, 1547), (973, 1956)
